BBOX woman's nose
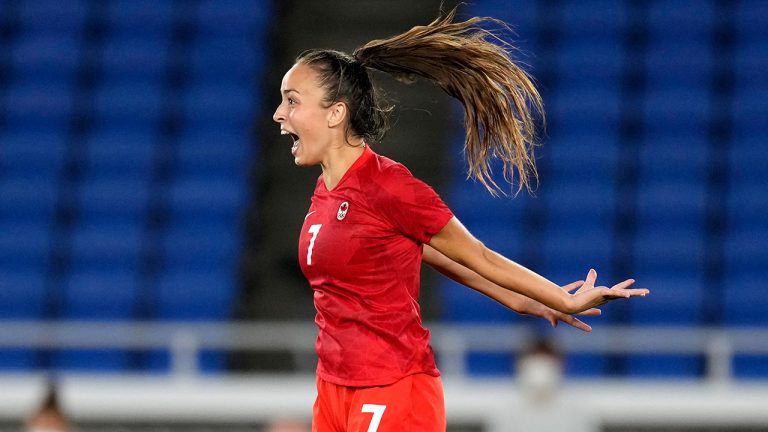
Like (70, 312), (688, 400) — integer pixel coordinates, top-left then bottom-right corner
(273, 105), (285, 123)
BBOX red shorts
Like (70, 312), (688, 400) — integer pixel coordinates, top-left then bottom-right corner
(312, 373), (446, 432)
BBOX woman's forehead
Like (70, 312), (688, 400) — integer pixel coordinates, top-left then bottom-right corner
(281, 63), (322, 94)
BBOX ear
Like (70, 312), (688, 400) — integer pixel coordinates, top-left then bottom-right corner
(327, 101), (348, 129)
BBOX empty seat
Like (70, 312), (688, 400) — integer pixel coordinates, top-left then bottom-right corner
(11, 34), (81, 82)
(196, 0), (272, 34)
(69, 223), (144, 272)
(734, 40), (768, 88)
(100, 36), (171, 82)
(77, 177), (151, 224)
(646, 0), (715, 38)
(0, 128), (68, 179)
(626, 354), (704, 378)
(167, 175), (247, 222)
(162, 222), (240, 270)
(93, 81), (164, 125)
(175, 129), (253, 179)
(560, 0), (628, 36)
(83, 126), (158, 179)
(0, 222), (51, 271)
(643, 87), (711, 132)
(439, 279), (524, 323)
(638, 133), (709, 181)
(156, 270), (236, 320)
(18, 0), (86, 33)
(0, 177), (58, 224)
(556, 38), (625, 87)
(0, 270), (46, 318)
(723, 274), (768, 325)
(188, 35), (264, 83)
(551, 84), (622, 131)
(182, 83), (254, 127)
(645, 39), (712, 88)
(627, 274), (704, 324)
(105, 0), (174, 32)
(5, 81), (74, 129)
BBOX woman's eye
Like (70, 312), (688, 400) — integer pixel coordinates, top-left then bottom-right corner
(287, 98), (295, 105)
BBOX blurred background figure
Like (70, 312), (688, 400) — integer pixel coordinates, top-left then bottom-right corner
(24, 384), (71, 432)
(517, 339), (563, 405)
(516, 339), (596, 432)
(264, 419), (310, 432)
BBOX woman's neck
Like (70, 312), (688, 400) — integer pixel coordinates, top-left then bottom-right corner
(320, 138), (366, 190)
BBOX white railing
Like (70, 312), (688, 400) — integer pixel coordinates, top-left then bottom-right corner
(1, 321), (767, 383)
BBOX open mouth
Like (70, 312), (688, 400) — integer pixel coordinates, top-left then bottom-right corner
(281, 130), (300, 155)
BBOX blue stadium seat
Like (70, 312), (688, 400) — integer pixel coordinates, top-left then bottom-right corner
(646, 0), (715, 38)
(196, 0), (273, 34)
(626, 354), (703, 378)
(156, 270), (236, 320)
(645, 39), (712, 88)
(162, 222), (240, 270)
(727, 183), (767, 230)
(18, 0), (87, 33)
(0, 270), (46, 318)
(439, 279), (524, 323)
(100, 36), (171, 82)
(642, 87), (710, 132)
(11, 34), (81, 83)
(627, 274), (704, 324)
(5, 81), (74, 130)
(545, 133), (619, 182)
(69, 222), (144, 272)
(77, 177), (151, 225)
(0, 127), (68, 179)
(732, 354), (768, 379)
(638, 134), (709, 181)
(105, 0), (174, 32)
(183, 83), (254, 127)
(634, 227), (706, 277)
(167, 175), (247, 223)
(551, 84), (622, 131)
(83, 126), (157, 179)
(54, 270), (140, 372)
(734, 40), (768, 88)
(636, 180), (707, 228)
(175, 129), (253, 179)
(723, 274), (768, 325)
(93, 81), (164, 125)
(0, 221), (51, 272)
(0, 177), (58, 225)
(0, 271), (47, 370)
(188, 35), (264, 84)
(556, 38), (624, 87)
(735, 0), (768, 40)
(560, 0), (628, 37)
(540, 228), (614, 289)
(731, 84), (768, 129)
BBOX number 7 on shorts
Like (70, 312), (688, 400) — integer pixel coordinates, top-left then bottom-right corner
(361, 404), (386, 432)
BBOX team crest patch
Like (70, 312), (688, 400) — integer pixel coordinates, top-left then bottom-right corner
(337, 201), (349, 220)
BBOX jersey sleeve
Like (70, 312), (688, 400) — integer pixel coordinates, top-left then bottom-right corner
(376, 163), (454, 244)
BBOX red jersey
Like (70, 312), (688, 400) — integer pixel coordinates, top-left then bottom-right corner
(298, 146), (454, 387)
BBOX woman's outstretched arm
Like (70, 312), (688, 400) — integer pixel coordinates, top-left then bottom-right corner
(423, 244), (599, 332)
(427, 217), (649, 315)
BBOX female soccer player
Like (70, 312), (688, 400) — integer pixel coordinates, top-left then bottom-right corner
(272, 9), (649, 432)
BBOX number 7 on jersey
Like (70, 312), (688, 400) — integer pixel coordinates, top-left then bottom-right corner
(307, 224), (322, 265)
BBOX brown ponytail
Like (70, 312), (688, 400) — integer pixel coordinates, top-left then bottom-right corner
(354, 8), (544, 195)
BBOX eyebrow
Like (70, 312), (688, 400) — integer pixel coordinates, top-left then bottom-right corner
(282, 89), (300, 95)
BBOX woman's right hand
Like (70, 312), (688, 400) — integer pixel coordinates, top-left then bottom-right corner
(564, 269), (649, 314)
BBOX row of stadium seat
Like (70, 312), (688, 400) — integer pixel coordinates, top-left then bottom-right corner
(441, 0), (768, 377)
(0, 0), (271, 371)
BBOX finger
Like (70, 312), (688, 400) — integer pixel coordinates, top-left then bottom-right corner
(611, 278), (636, 290)
(577, 308), (601, 316)
(584, 269), (597, 287)
(565, 316), (592, 333)
(562, 280), (585, 293)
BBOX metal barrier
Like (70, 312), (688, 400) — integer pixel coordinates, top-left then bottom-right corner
(1, 321), (767, 382)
